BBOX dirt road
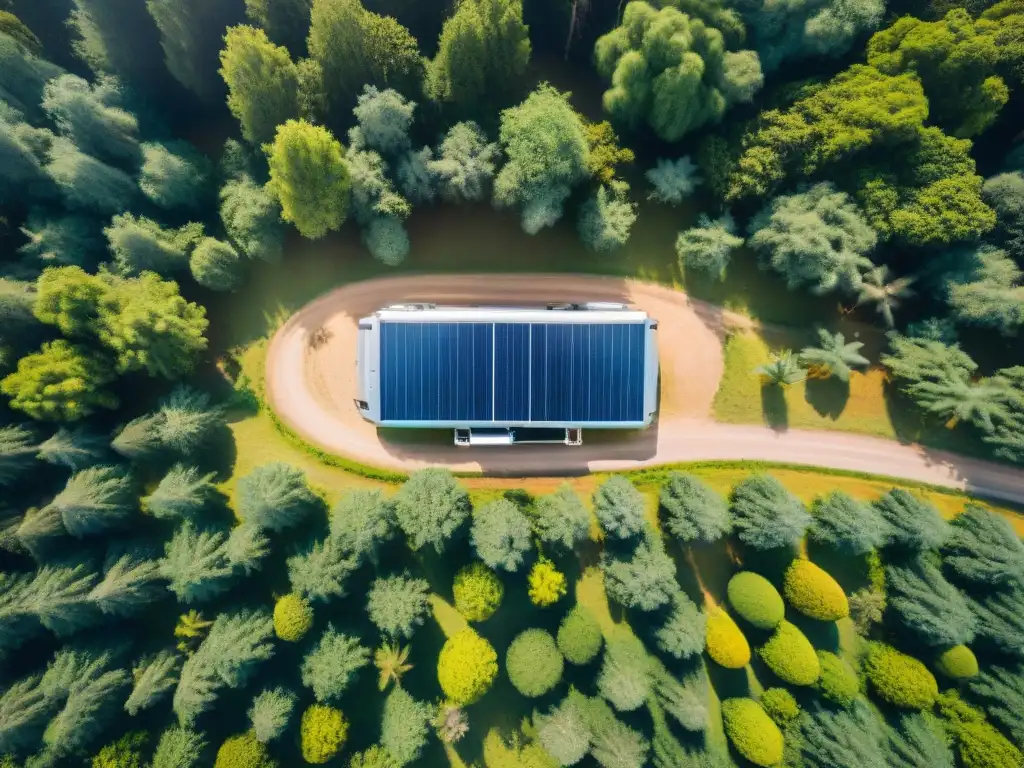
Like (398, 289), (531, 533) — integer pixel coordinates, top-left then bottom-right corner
(265, 274), (1024, 505)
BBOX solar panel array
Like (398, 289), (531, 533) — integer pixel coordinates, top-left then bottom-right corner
(379, 321), (648, 424)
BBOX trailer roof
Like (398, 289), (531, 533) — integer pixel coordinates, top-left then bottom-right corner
(378, 320), (649, 424)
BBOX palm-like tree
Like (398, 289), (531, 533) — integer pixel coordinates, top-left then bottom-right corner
(909, 376), (1010, 431)
(755, 350), (807, 387)
(375, 641), (413, 691)
(174, 609), (213, 655)
(799, 329), (870, 381)
(856, 266), (915, 328)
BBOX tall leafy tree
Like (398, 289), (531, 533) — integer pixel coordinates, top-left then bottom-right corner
(597, 631), (652, 711)
(45, 137), (138, 215)
(0, 424), (37, 485)
(366, 574), (431, 639)
(330, 488), (395, 565)
(392, 468), (470, 553)
(905, 372), (1010, 432)
(287, 536), (358, 602)
(158, 386), (224, 455)
(968, 588), (1024, 659)
(969, 665), (1024, 745)
(37, 427), (107, 470)
(493, 83), (591, 234)
(145, 465), (216, 521)
(983, 171), (1024, 261)
(426, 0), (530, 112)
(23, 564), (98, 636)
(943, 505), (1024, 588)
(947, 246), (1024, 334)
(800, 701), (887, 768)
(594, 2), (763, 141)
(40, 660), (130, 760)
(676, 213), (743, 280)
(799, 329), (869, 381)
(885, 712), (954, 768)
(152, 726), (206, 768)
(884, 557), (977, 647)
(160, 522), (235, 603)
(19, 210), (105, 269)
(426, 121), (498, 203)
(220, 174), (285, 262)
(16, 506), (67, 562)
(301, 624), (369, 702)
(730, 474), (811, 550)
(264, 119), (350, 238)
(0, 31), (64, 120)
(220, 25), (301, 146)
(89, 552), (163, 616)
(659, 472), (731, 543)
(103, 214), (202, 276)
(305, 0), (423, 127)
(592, 475), (646, 539)
(125, 651), (179, 716)
(47, 465), (135, 538)
(748, 183), (876, 296)
(146, 0), (245, 103)
(41, 74), (141, 168)
(470, 499), (532, 572)
(236, 462), (317, 532)
(873, 489), (950, 552)
(139, 141), (211, 211)
(577, 693), (650, 767)
(0, 675), (50, 755)
(808, 491), (886, 555)
(530, 483), (590, 551)
(602, 535), (677, 611)
(578, 185), (638, 252)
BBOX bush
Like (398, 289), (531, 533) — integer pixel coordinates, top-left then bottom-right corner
(528, 558), (566, 607)
(437, 629), (498, 705)
(349, 747), (399, 768)
(727, 571), (785, 629)
(506, 629), (564, 698)
(705, 608), (750, 669)
(815, 650), (859, 707)
(936, 645), (979, 679)
(557, 605), (603, 665)
(760, 688), (800, 726)
(92, 732), (148, 768)
(273, 594), (313, 642)
(300, 705), (348, 764)
(783, 559), (849, 621)
(452, 563), (503, 622)
(865, 643), (938, 710)
(721, 699), (784, 767)
(214, 733), (275, 768)
(759, 621), (820, 686)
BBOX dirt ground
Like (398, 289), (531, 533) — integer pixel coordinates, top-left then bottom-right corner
(265, 274), (1024, 505)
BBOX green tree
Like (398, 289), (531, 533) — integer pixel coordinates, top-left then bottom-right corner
(215, 732), (276, 768)
(676, 213), (743, 280)
(598, 631), (652, 712)
(943, 504), (1024, 588)
(361, 215), (409, 266)
(968, 665), (1024, 745)
(965, 589), (1024, 659)
(881, 335), (976, 398)
(93, 731), (150, 768)
(731, 473), (811, 550)
(144, 465), (216, 521)
(0, 32), (64, 121)
(380, 687), (431, 766)
(125, 651), (179, 716)
(800, 701), (887, 768)
(654, 592), (706, 660)
(366, 574), (431, 639)
(470, 498), (532, 571)
(89, 552), (162, 616)
(301, 625), (370, 702)
(905, 373), (1010, 432)
(225, 523), (270, 574)
(190, 237), (244, 291)
(220, 25), (300, 146)
(755, 350), (807, 387)
(220, 174), (285, 262)
(41, 661), (130, 760)
(264, 119), (350, 239)
(578, 185), (638, 252)
(428, 121), (498, 202)
(139, 141), (211, 211)
(96, 272), (209, 379)
(19, 211), (105, 269)
(0, 116), (52, 203)
(146, 0), (245, 102)
(808, 491), (886, 555)
(24, 565), (98, 636)
(595, 2), (763, 141)
(646, 157), (703, 204)
(0, 425), (35, 488)
(577, 694), (650, 767)
(151, 726), (206, 768)
(748, 183), (876, 296)
(602, 535), (677, 611)
(33, 265), (105, 339)
(104, 214), (202, 276)
(425, 0), (530, 112)
(0, 675), (50, 755)
(287, 537), (358, 602)
(236, 462), (317, 532)
(493, 84), (591, 233)
(983, 171), (1024, 260)
(530, 483), (590, 551)
(506, 629), (563, 698)
(0, 11), (43, 54)
(886, 712), (954, 768)
(305, 0), (423, 126)
(352, 86), (414, 156)
(160, 522), (234, 603)
(16, 506), (67, 562)
(48, 465), (134, 538)
(874, 488), (950, 551)
(37, 427), (107, 470)
(158, 385), (224, 455)
(885, 558), (977, 647)
(855, 266), (915, 328)
(41, 74), (141, 168)
(46, 137), (138, 215)
(947, 246), (1024, 334)
(537, 694), (590, 766)
(249, 688), (296, 743)
(799, 329), (869, 381)
(330, 488), (395, 565)
(1, 340), (116, 421)
(592, 475), (646, 539)
(392, 468), (470, 553)
(173, 609), (275, 726)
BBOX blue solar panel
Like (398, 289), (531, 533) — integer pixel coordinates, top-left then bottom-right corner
(378, 320), (647, 424)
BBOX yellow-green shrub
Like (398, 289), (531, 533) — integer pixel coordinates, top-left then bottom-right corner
(437, 629), (498, 705)
(815, 650), (859, 707)
(214, 733), (275, 768)
(273, 593), (313, 642)
(760, 688), (800, 726)
(506, 629), (564, 697)
(936, 645), (979, 679)
(865, 643), (938, 710)
(783, 559), (849, 621)
(758, 621), (820, 686)
(705, 607), (750, 669)
(727, 572), (785, 629)
(722, 698), (784, 767)
(452, 563), (503, 622)
(300, 705), (348, 764)
(528, 558), (567, 607)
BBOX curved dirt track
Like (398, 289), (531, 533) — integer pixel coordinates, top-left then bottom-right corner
(265, 274), (1024, 506)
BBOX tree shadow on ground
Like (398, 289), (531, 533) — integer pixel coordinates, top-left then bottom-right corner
(735, 545), (798, 586)
(788, 613), (841, 653)
(805, 376), (850, 420)
(706, 662), (751, 700)
(760, 384), (788, 431)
